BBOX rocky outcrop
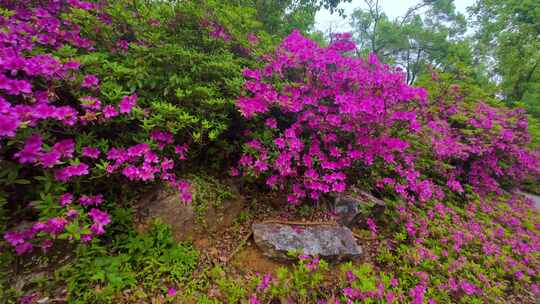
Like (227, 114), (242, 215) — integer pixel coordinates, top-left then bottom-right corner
(135, 184), (244, 241)
(252, 222), (361, 261)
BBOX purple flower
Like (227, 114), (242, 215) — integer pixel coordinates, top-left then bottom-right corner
(60, 193), (73, 206)
(14, 134), (43, 164)
(116, 39), (129, 51)
(460, 280), (476, 295)
(367, 218), (378, 237)
(66, 209), (79, 218)
(180, 190), (192, 203)
(15, 242), (33, 255)
(4, 231), (25, 246)
(40, 150), (62, 167)
(88, 208), (110, 235)
(80, 96), (101, 110)
(82, 147), (100, 159)
(248, 295), (260, 304)
(52, 139), (75, 158)
(119, 94), (137, 113)
(55, 163), (90, 182)
(247, 33), (259, 44)
(0, 113), (20, 137)
(167, 287), (177, 297)
(81, 75), (99, 88)
(44, 217), (68, 234)
(19, 293), (36, 304)
(79, 194), (104, 206)
(102, 105), (118, 118)
(257, 274), (272, 290)
(174, 144), (188, 160)
(265, 118), (277, 129)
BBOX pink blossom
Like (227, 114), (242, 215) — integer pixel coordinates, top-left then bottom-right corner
(249, 295), (260, 304)
(81, 75), (99, 88)
(80, 96), (101, 110)
(40, 150), (61, 167)
(82, 147), (100, 159)
(60, 193), (73, 206)
(257, 274), (272, 290)
(102, 105), (118, 118)
(88, 208), (110, 235)
(119, 94), (137, 113)
(79, 194), (104, 206)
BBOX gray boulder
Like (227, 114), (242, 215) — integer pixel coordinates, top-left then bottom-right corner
(252, 223), (361, 261)
(334, 190), (385, 226)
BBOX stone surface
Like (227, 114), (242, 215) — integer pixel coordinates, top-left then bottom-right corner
(135, 185), (244, 241)
(334, 190), (385, 226)
(518, 191), (540, 209)
(252, 223), (362, 261)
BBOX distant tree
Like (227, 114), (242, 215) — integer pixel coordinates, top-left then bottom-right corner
(471, 0), (540, 117)
(235, 0), (351, 37)
(349, 0), (468, 84)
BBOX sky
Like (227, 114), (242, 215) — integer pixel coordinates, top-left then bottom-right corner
(315, 0), (476, 33)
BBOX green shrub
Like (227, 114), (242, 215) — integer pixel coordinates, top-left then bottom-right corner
(58, 220), (198, 303)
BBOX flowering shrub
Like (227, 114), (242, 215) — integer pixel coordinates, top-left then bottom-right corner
(0, 1), (192, 254)
(415, 72), (540, 195)
(230, 33), (540, 302)
(231, 193), (538, 303)
(236, 30), (540, 203)
(236, 31), (434, 204)
(0, 1), (538, 303)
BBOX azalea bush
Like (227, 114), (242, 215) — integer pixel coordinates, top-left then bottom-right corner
(235, 31), (540, 204)
(0, 1), (539, 303)
(0, 0), (273, 255)
(415, 70), (540, 195)
(0, 0), (201, 255)
(236, 31), (434, 204)
(230, 31), (540, 303)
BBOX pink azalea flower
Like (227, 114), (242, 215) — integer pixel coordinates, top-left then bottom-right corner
(60, 193), (73, 206)
(102, 105), (118, 118)
(81, 75), (99, 88)
(82, 147), (100, 159)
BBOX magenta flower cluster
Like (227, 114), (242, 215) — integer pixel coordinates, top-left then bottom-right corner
(236, 30), (435, 204)
(1, 1), (191, 254)
(236, 30), (540, 204)
(419, 78), (540, 195)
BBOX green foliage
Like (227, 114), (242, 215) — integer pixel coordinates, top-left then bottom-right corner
(187, 174), (233, 221)
(64, 0), (279, 171)
(58, 220), (198, 303)
(471, 0), (540, 117)
(350, 0), (468, 84)
(212, 267), (247, 303)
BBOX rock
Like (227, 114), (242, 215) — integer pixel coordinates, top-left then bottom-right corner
(135, 183), (244, 241)
(252, 223), (361, 261)
(518, 191), (540, 209)
(334, 190), (385, 227)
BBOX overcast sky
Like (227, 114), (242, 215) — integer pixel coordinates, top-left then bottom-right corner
(315, 0), (476, 33)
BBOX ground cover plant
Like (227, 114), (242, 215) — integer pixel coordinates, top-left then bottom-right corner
(0, 0), (539, 303)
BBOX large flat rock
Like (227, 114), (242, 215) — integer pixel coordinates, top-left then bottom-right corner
(252, 223), (362, 261)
